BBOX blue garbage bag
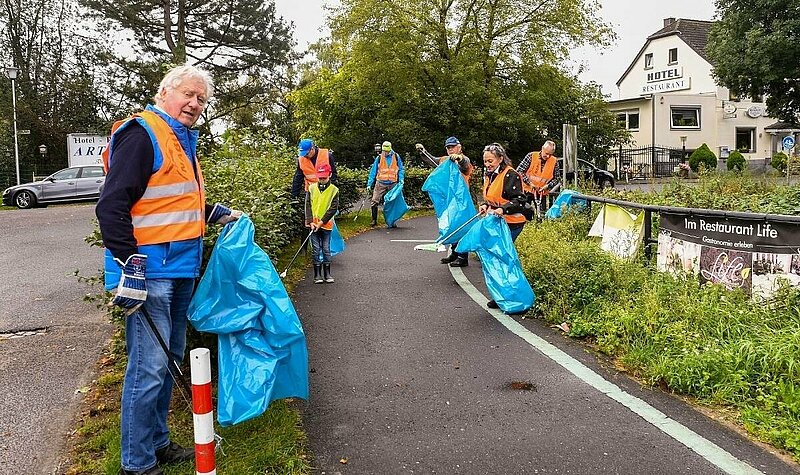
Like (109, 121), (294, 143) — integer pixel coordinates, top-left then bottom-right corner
(545, 189), (587, 219)
(422, 160), (477, 244)
(188, 216), (309, 426)
(455, 215), (535, 314)
(330, 221), (346, 257)
(383, 183), (409, 227)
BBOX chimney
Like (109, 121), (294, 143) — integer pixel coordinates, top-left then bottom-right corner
(664, 17), (676, 28)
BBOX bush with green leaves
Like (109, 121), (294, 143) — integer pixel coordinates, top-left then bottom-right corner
(518, 175), (800, 458)
(688, 143), (718, 172)
(726, 150), (746, 171)
(772, 151), (789, 173)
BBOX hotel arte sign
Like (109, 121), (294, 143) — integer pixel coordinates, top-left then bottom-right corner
(641, 66), (690, 95)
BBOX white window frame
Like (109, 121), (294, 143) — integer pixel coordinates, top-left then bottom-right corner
(615, 110), (640, 131)
(735, 128), (756, 153)
(668, 48), (678, 65)
(671, 106), (701, 130)
(644, 53), (653, 69)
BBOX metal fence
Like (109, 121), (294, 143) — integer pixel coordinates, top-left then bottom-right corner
(610, 145), (685, 180)
(0, 162), (66, 191)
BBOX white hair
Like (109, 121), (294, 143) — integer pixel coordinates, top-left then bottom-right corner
(154, 64), (214, 104)
(543, 140), (556, 152)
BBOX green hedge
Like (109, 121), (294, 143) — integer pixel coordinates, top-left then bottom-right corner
(726, 150), (746, 171)
(688, 143), (717, 172)
(772, 151), (789, 173)
(516, 212), (800, 458)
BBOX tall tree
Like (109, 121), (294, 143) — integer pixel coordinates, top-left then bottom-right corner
(707, 0), (800, 122)
(81, 0), (297, 132)
(289, 0), (624, 166)
(0, 0), (108, 186)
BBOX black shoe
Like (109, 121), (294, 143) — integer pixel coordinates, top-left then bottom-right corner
(120, 466), (164, 475)
(323, 263), (334, 283)
(313, 264), (323, 284)
(487, 300), (499, 309)
(370, 220), (378, 226)
(449, 256), (468, 267)
(155, 441), (194, 465)
(440, 253), (457, 264)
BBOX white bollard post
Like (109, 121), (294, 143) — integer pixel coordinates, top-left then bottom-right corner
(190, 348), (216, 475)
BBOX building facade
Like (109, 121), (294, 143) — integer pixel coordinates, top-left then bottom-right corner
(607, 18), (796, 173)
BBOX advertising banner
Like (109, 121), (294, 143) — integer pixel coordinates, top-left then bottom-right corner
(657, 212), (800, 297)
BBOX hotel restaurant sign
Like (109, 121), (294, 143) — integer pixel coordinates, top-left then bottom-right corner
(641, 67), (690, 95)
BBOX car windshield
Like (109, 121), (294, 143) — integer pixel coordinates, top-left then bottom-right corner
(50, 169), (79, 180)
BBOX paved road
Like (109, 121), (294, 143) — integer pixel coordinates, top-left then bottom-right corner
(0, 204), (111, 474)
(296, 215), (798, 475)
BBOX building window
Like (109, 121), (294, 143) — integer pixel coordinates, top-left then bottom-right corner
(668, 48), (678, 64)
(616, 110), (640, 131)
(671, 106), (701, 129)
(735, 128), (756, 153)
(644, 53), (653, 69)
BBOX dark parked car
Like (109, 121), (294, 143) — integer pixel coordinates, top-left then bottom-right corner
(559, 158), (615, 189)
(2, 165), (106, 209)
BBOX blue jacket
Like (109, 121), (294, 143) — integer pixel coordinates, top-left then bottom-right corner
(367, 151), (405, 188)
(97, 105), (206, 290)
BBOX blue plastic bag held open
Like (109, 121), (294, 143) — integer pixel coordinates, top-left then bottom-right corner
(456, 215), (535, 314)
(383, 182), (409, 227)
(421, 159), (477, 244)
(188, 216), (309, 426)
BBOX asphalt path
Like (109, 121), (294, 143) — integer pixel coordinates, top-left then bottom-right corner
(296, 215), (798, 475)
(0, 204), (110, 474)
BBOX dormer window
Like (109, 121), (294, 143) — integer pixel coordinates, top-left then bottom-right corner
(668, 48), (678, 64)
(644, 53), (653, 69)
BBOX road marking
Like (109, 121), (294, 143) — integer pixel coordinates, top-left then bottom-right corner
(449, 267), (763, 475)
(389, 239), (437, 242)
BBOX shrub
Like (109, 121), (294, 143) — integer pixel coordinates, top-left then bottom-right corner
(688, 143), (717, 172)
(726, 150), (746, 171)
(772, 151), (788, 173)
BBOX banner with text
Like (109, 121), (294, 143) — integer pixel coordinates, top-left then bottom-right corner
(657, 212), (800, 298)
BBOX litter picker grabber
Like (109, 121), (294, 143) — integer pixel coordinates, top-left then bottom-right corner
(279, 230), (314, 278)
(353, 192), (368, 222)
(124, 304), (193, 402)
(415, 143), (440, 167)
(414, 212), (481, 252)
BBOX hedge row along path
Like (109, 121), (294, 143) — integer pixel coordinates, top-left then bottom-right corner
(295, 215), (798, 475)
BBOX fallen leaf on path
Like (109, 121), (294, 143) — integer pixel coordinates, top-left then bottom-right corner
(339, 457), (348, 464)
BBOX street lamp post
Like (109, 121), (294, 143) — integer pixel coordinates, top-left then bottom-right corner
(5, 66), (20, 185)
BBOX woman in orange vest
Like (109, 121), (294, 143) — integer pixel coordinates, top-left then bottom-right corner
(479, 142), (527, 309)
(480, 143), (527, 241)
(366, 140), (405, 226)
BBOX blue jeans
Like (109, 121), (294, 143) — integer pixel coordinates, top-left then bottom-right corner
(509, 222), (525, 242)
(310, 228), (332, 264)
(121, 278), (194, 471)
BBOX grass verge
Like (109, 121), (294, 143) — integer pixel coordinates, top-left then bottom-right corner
(65, 207), (431, 474)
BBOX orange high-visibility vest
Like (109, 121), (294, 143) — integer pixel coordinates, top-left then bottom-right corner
(483, 166), (526, 225)
(376, 152), (399, 182)
(103, 111), (206, 245)
(298, 148), (331, 191)
(524, 152), (557, 195)
(439, 155), (474, 184)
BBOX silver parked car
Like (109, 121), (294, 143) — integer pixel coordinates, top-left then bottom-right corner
(2, 165), (106, 209)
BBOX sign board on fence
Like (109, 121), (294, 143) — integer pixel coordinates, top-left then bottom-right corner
(782, 135), (795, 151)
(657, 212), (800, 299)
(18, 129), (30, 135)
(67, 133), (110, 167)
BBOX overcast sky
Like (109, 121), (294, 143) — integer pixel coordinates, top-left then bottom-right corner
(273, 0), (717, 99)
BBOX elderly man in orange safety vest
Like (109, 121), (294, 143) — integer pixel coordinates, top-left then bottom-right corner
(97, 64), (241, 475)
(516, 140), (561, 217)
(366, 140), (405, 226)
